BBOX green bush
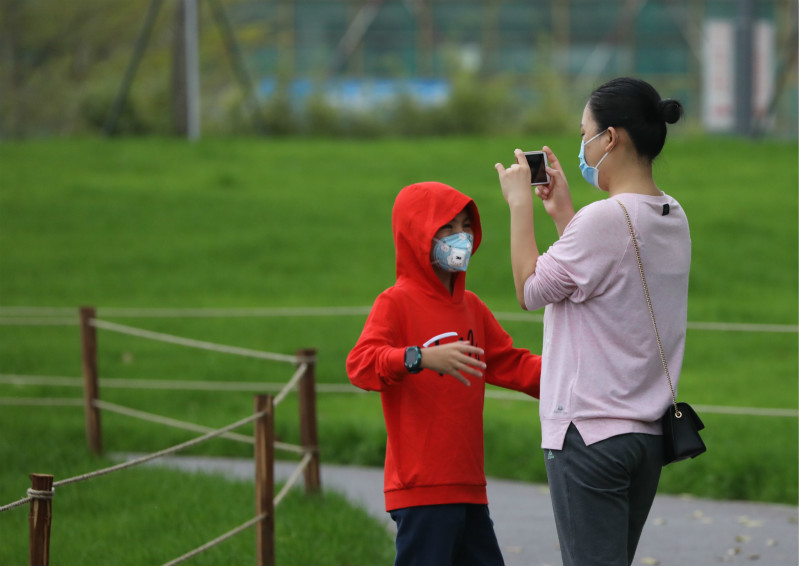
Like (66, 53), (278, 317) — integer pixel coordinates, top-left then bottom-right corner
(254, 71), (528, 138)
(80, 83), (149, 136)
(261, 79), (298, 136)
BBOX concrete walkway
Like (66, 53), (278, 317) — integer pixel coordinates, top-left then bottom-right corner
(124, 454), (798, 566)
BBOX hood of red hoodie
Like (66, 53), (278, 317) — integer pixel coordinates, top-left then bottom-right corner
(391, 182), (482, 302)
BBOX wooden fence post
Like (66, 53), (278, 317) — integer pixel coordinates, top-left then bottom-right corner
(29, 473), (54, 566)
(254, 395), (275, 566)
(296, 348), (321, 494)
(79, 307), (102, 455)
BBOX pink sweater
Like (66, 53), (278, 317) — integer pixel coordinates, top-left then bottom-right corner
(524, 193), (691, 450)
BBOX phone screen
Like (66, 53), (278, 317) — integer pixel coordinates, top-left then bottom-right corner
(524, 151), (549, 185)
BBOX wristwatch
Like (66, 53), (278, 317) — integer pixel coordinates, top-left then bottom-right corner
(404, 346), (423, 374)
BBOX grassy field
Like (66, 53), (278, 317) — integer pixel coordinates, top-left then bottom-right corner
(0, 405), (395, 565)
(0, 135), (797, 562)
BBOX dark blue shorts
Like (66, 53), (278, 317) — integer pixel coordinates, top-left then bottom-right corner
(389, 503), (504, 566)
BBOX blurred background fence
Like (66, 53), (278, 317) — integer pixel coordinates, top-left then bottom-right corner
(2, 0), (796, 139)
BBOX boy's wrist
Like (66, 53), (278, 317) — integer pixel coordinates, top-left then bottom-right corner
(404, 346), (423, 374)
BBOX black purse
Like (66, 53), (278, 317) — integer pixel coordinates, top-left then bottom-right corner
(662, 401), (706, 463)
(617, 201), (707, 466)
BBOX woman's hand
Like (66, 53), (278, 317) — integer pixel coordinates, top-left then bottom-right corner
(420, 342), (486, 387)
(495, 149), (534, 207)
(534, 146), (575, 236)
(495, 149), (539, 309)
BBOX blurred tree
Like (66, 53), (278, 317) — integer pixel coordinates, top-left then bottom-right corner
(0, 0), (173, 136)
(0, 0), (251, 137)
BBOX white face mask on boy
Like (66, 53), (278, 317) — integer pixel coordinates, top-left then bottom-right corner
(431, 232), (473, 272)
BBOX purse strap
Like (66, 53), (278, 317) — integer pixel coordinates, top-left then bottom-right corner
(616, 200), (682, 419)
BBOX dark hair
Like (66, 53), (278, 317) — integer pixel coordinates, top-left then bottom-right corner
(587, 77), (683, 162)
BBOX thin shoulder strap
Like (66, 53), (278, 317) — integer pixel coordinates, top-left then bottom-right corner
(616, 199), (681, 417)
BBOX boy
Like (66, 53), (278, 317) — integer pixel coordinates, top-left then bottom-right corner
(346, 181), (542, 566)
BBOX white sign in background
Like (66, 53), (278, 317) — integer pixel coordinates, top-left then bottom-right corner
(702, 19), (775, 132)
(703, 20), (736, 131)
(752, 20), (776, 128)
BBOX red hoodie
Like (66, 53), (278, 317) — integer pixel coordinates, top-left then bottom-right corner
(346, 181), (541, 511)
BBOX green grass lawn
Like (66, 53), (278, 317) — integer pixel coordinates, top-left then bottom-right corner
(0, 135), (797, 562)
(0, 405), (395, 566)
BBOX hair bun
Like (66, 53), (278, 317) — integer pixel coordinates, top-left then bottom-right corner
(658, 99), (683, 124)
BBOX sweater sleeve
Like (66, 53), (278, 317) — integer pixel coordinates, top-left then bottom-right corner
(480, 301), (541, 398)
(525, 201), (625, 311)
(346, 292), (408, 392)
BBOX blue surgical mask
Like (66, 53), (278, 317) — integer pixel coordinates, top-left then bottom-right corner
(432, 232), (474, 272)
(578, 129), (611, 189)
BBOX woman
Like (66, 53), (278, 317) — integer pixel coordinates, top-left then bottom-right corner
(495, 77), (690, 566)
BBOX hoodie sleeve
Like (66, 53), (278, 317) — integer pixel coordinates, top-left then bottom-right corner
(480, 302), (541, 398)
(346, 292), (408, 392)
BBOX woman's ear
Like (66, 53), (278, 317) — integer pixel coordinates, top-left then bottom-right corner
(605, 127), (619, 152)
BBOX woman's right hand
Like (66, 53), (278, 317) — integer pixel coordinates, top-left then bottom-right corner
(535, 146), (575, 235)
(495, 149), (535, 208)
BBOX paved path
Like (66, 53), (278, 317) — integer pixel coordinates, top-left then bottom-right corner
(124, 454), (798, 566)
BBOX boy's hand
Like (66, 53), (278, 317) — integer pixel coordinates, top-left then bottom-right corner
(420, 342), (486, 387)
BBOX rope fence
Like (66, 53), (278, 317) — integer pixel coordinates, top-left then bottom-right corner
(1, 374), (796, 419)
(161, 513), (268, 566)
(274, 451), (314, 507)
(1, 394), (310, 566)
(0, 305), (796, 333)
(94, 399), (255, 444)
(0, 406), (269, 513)
(0, 374), (358, 393)
(58, 409), (269, 489)
(273, 364), (307, 406)
(1, 303), (796, 564)
(0, 306), (321, 566)
(89, 317), (307, 364)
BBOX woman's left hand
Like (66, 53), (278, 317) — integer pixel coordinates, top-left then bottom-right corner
(534, 146), (575, 235)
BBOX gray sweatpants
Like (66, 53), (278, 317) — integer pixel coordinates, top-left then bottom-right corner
(544, 423), (663, 566)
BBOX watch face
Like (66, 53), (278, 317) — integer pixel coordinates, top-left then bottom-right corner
(405, 347), (421, 371)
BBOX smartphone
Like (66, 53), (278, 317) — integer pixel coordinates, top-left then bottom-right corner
(523, 151), (550, 185)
